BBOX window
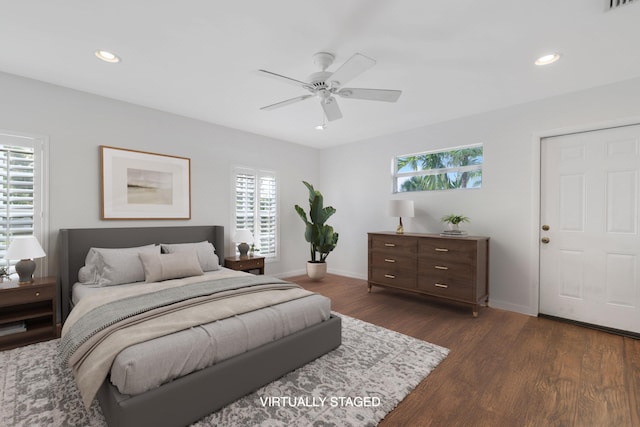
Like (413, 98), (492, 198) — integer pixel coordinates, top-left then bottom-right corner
(232, 167), (278, 258)
(393, 144), (483, 193)
(0, 131), (48, 274)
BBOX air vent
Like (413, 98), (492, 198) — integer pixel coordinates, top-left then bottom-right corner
(607, 0), (634, 10)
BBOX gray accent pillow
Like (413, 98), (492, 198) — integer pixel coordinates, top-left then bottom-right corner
(78, 244), (160, 286)
(139, 251), (204, 282)
(161, 241), (220, 271)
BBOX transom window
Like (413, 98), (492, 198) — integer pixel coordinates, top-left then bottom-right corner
(393, 144), (483, 193)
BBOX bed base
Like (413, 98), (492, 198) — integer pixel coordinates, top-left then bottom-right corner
(97, 314), (341, 427)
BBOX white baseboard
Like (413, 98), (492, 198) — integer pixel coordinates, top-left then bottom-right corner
(272, 268), (366, 281)
(488, 298), (536, 317)
(272, 269), (306, 279)
(326, 268), (367, 281)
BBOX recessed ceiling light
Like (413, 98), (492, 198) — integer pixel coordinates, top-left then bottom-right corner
(95, 50), (121, 63)
(535, 53), (561, 66)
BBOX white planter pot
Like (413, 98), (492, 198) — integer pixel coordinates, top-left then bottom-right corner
(306, 262), (327, 281)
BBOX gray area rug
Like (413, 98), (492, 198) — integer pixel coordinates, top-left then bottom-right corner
(0, 314), (448, 426)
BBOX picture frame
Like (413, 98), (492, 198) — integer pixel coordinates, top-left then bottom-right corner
(100, 145), (191, 220)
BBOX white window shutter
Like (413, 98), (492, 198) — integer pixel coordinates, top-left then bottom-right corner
(0, 145), (36, 270)
(233, 167), (278, 258)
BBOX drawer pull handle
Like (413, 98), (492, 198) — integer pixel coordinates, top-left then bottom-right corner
(435, 248), (449, 252)
(35, 292), (40, 297)
(434, 265), (449, 270)
(434, 283), (448, 288)
(384, 258), (396, 263)
(384, 243), (396, 247)
(384, 274), (396, 279)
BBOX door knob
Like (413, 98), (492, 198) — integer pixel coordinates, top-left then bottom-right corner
(541, 237), (550, 244)
(542, 225), (550, 231)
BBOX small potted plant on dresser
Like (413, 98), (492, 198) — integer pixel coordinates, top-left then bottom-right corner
(440, 214), (470, 236)
(294, 181), (339, 280)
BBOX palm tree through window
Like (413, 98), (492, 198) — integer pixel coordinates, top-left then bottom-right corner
(393, 145), (483, 193)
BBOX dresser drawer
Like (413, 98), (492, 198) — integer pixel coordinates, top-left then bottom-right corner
(370, 235), (417, 257)
(418, 260), (473, 282)
(371, 267), (416, 289)
(419, 238), (477, 264)
(371, 251), (415, 270)
(418, 271), (473, 300)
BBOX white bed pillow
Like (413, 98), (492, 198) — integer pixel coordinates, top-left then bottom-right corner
(161, 241), (220, 271)
(139, 251), (204, 282)
(78, 244), (160, 286)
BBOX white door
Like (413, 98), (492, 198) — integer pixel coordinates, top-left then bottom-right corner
(540, 124), (640, 334)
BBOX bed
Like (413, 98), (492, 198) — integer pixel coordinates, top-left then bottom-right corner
(58, 225), (342, 427)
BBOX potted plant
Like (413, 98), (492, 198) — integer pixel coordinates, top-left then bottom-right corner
(294, 181), (339, 280)
(0, 266), (9, 282)
(440, 214), (470, 231)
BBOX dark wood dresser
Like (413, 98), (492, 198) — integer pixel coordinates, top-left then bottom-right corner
(368, 232), (489, 316)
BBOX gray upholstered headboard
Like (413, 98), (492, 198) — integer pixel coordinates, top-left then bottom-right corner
(58, 225), (225, 323)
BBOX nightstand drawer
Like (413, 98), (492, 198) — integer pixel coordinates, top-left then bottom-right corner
(234, 258), (264, 270)
(224, 256), (265, 274)
(0, 285), (55, 307)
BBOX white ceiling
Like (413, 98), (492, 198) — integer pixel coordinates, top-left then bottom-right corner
(1, 1), (639, 148)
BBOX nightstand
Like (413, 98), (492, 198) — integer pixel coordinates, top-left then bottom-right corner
(0, 276), (58, 351)
(224, 256), (265, 275)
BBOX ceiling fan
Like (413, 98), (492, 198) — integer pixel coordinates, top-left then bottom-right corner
(259, 52), (402, 122)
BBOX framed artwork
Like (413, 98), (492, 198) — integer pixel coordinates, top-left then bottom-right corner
(100, 146), (191, 220)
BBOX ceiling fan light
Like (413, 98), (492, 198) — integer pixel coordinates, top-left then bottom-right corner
(95, 50), (121, 63)
(535, 53), (560, 66)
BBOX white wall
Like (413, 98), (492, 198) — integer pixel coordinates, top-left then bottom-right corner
(0, 71), (319, 278)
(320, 76), (640, 316)
(4, 69), (640, 317)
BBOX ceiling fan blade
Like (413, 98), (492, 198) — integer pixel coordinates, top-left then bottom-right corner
(260, 94), (314, 111)
(258, 69), (309, 88)
(321, 97), (342, 121)
(327, 53), (376, 88)
(337, 88), (402, 102)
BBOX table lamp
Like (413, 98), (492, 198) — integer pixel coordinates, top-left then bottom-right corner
(389, 200), (414, 234)
(233, 229), (254, 257)
(6, 235), (46, 283)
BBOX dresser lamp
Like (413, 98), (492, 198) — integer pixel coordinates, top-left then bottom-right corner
(233, 229), (254, 257)
(389, 200), (414, 234)
(6, 235), (46, 284)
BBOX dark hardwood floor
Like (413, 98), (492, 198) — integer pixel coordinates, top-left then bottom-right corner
(286, 274), (640, 427)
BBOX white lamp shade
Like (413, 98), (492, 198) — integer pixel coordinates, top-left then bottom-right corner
(233, 229), (254, 243)
(6, 235), (46, 260)
(389, 200), (414, 218)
